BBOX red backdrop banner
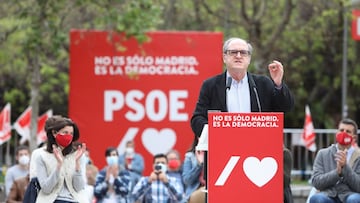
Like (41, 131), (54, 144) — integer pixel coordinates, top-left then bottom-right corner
(69, 30), (223, 173)
(208, 112), (283, 202)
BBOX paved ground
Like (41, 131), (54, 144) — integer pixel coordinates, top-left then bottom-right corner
(292, 184), (312, 203)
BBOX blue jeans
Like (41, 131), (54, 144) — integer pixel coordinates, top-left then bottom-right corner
(310, 193), (360, 203)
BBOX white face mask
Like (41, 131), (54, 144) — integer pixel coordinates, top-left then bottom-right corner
(106, 156), (118, 166)
(19, 155), (30, 166)
(125, 147), (134, 154)
(125, 147), (134, 158)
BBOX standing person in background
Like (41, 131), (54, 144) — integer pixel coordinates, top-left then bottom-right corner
(309, 118), (360, 203)
(118, 140), (145, 188)
(284, 146), (294, 203)
(6, 174), (29, 203)
(166, 149), (185, 201)
(131, 153), (183, 203)
(5, 145), (30, 197)
(35, 115), (88, 203)
(191, 37), (294, 137)
(94, 147), (131, 203)
(182, 138), (205, 203)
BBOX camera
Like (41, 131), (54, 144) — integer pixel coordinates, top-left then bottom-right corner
(155, 164), (162, 171)
(154, 163), (167, 173)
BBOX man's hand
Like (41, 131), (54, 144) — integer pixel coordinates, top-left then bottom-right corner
(106, 165), (119, 182)
(158, 171), (168, 183)
(268, 60), (284, 87)
(335, 149), (347, 175)
(148, 171), (158, 183)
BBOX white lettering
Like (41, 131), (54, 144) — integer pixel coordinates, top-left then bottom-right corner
(125, 90), (145, 122)
(104, 91), (124, 121)
(169, 91), (188, 121)
(146, 90), (167, 122)
(103, 90), (189, 122)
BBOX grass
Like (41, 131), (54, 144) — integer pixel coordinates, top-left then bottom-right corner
(291, 179), (310, 185)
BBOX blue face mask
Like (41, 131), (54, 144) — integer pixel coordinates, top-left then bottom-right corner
(106, 156), (118, 166)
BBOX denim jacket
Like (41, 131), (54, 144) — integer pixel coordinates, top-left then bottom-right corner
(94, 166), (132, 203)
(182, 152), (203, 201)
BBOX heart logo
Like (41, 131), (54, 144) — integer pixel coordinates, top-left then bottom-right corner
(141, 128), (176, 155)
(243, 157), (278, 187)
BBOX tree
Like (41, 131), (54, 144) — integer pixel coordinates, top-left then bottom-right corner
(0, 0), (162, 151)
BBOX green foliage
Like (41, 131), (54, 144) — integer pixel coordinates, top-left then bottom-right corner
(1, 0), (360, 133)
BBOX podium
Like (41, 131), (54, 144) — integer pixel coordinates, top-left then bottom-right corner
(197, 112), (284, 202)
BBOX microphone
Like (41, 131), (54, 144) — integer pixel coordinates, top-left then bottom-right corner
(253, 87), (262, 112)
(226, 77), (232, 90)
(249, 77), (262, 112)
(226, 77), (232, 111)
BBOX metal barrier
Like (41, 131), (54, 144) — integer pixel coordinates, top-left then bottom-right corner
(284, 128), (339, 180)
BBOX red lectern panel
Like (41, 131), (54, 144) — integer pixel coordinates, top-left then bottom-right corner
(208, 112), (283, 202)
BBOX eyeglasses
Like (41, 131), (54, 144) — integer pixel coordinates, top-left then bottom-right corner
(225, 50), (251, 57)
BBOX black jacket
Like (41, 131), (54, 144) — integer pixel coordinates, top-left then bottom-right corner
(191, 71), (294, 137)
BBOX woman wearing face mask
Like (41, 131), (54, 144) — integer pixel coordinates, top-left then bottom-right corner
(94, 147), (131, 203)
(35, 115), (88, 203)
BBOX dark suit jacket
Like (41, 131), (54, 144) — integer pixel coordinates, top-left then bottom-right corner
(191, 71), (294, 137)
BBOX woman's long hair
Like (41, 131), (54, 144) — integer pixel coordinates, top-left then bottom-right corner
(187, 136), (199, 153)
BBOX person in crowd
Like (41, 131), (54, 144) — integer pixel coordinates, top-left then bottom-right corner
(166, 149), (185, 201)
(131, 153), (183, 203)
(6, 174), (29, 203)
(284, 146), (294, 203)
(84, 164), (98, 203)
(182, 138), (205, 203)
(190, 37), (294, 138)
(77, 144), (98, 203)
(35, 115), (88, 203)
(29, 143), (46, 179)
(118, 140), (145, 189)
(94, 146), (131, 203)
(5, 145), (30, 196)
(309, 118), (360, 203)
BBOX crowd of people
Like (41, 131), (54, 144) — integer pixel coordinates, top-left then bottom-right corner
(1, 115), (203, 203)
(3, 36), (360, 203)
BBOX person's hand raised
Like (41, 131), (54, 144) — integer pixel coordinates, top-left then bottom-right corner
(268, 60), (284, 87)
(53, 144), (63, 169)
(75, 143), (86, 161)
(158, 171), (168, 183)
(335, 149), (347, 175)
(196, 150), (204, 165)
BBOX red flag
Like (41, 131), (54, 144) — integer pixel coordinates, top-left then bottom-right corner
(37, 109), (53, 144)
(0, 103), (11, 144)
(13, 106), (32, 143)
(302, 105), (316, 152)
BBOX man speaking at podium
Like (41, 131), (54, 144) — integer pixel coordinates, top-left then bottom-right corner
(191, 37), (294, 138)
(190, 37), (295, 203)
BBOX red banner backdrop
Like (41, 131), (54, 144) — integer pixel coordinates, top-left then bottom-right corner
(208, 112), (283, 202)
(69, 31), (223, 173)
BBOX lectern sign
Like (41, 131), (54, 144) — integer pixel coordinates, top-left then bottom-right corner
(208, 112), (283, 202)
